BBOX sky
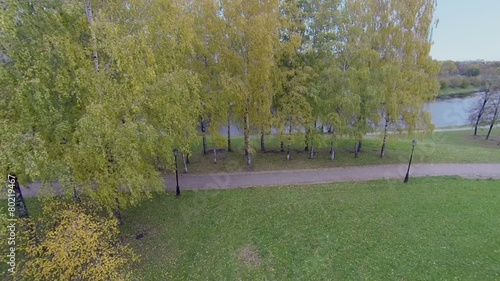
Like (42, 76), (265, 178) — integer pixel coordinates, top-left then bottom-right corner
(429, 0), (500, 61)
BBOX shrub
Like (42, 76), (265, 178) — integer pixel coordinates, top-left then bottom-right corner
(449, 77), (463, 88)
(461, 77), (471, 88)
(439, 79), (448, 89)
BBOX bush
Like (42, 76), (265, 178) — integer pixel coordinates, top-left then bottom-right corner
(461, 78), (471, 88)
(469, 76), (482, 88)
(466, 67), (480, 77)
(449, 77), (463, 88)
(439, 79), (448, 89)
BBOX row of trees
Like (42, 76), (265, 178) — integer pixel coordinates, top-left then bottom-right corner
(439, 60), (500, 91)
(440, 76), (483, 90)
(1, 0), (440, 212)
(439, 60), (500, 77)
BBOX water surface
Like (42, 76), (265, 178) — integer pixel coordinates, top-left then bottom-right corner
(424, 92), (482, 128)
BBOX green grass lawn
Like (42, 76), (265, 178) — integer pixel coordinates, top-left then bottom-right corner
(121, 177), (500, 280)
(438, 86), (483, 99)
(181, 129), (500, 174)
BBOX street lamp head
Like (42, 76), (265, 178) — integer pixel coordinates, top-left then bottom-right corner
(173, 148), (178, 156)
(412, 139), (417, 147)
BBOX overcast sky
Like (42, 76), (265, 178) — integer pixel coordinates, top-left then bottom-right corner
(429, 0), (500, 61)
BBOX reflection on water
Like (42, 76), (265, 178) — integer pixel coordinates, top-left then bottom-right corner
(216, 93), (482, 136)
(423, 92), (482, 128)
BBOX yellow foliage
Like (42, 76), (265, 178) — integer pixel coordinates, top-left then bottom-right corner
(20, 199), (137, 281)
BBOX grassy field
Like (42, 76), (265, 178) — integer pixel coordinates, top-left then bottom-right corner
(121, 177), (500, 280)
(438, 86), (483, 99)
(181, 129), (500, 174)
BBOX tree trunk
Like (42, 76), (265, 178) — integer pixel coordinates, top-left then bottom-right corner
(182, 152), (188, 173)
(287, 120), (292, 160)
(200, 117), (207, 155)
(84, 0), (102, 100)
(186, 153), (190, 164)
(354, 142), (359, 158)
(308, 120), (317, 158)
(227, 107), (232, 152)
(357, 140), (362, 153)
(85, 0), (98, 71)
(72, 186), (81, 204)
(9, 174), (29, 219)
(330, 140), (335, 160)
(213, 148), (217, 164)
(114, 210), (123, 226)
(474, 93), (489, 136)
(304, 128), (309, 151)
(244, 98), (252, 166)
(260, 129), (265, 152)
(280, 141), (284, 152)
(309, 145), (314, 159)
(486, 102), (499, 140)
(380, 117), (389, 157)
(113, 198), (123, 225)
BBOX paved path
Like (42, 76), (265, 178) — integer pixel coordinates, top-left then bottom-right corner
(19, 163), (500, 197)
(163, 163), (500, 190)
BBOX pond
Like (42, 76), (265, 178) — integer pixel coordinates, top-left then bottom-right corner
(423, 92), (482, 128)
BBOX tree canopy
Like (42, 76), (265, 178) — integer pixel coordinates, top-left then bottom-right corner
(1, 0), (441, 198)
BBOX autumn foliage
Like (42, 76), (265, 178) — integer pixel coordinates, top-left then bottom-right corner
(19, 199), (137, 281)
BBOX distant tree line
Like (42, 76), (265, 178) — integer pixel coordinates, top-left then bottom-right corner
(438, 60), (500, 91)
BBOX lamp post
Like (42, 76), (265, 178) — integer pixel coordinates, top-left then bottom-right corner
(404, 139), (417, 183)
(173, 148), (180, 196)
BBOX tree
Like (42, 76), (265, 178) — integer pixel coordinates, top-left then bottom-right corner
(335, 0), (384, 157)
(274, 0), (316, 159)
(190, 0), (231, 154)
(485, 90), (500, 140)
(439, 60), (458, 76)
(486, 88), (500, 139)
(276, 0), (343, 159)
(68, 0), (203, 214)
(344, 0), (439, 158)
(219, 0), (281, 167)
(274, 72), (314, 160)
(470, 65), (500, 136)
(465, 66), (480, 77)
(470, 80), (497, 136)
(20, 199), (137, 281)
(1, 0), (203, 219)
(0, 0), (95, 209)
(301, 0), (342, 158)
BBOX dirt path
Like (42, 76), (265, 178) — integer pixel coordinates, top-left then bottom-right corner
(19, 163), (500, 197)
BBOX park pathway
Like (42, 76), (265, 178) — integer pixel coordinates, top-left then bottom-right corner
(19, 163), (500, 197)
(163, 163), (500, 190)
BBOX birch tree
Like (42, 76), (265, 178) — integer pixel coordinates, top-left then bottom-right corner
(68, 0), (202, 212)
(371, 0), (440, 157)
(1, 0), (203, 218)
(0, 0), (96, 203)
(219, 0), (281, 166)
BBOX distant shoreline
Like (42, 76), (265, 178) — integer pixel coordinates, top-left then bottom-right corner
(437, 87), (484, 100)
